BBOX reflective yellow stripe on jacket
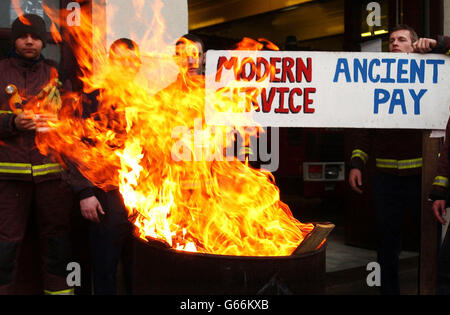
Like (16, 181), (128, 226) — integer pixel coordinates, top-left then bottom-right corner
(0, 162), (32, 174)
(375, 158), (423, 170)
(44, 288), (75, 295)
(32, 163), (63, 176)
(433, 176), (449, 188)
(0, 162), (62, 176)
(351, 149), (369, 163)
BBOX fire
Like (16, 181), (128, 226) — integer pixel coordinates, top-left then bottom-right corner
(235, 37), (280, 51)
(43, 4), (62, 44)
(11, 0), (30, 25)
(34, 1), (315, 256)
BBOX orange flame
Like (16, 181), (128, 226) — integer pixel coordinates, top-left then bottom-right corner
(11, 0), (30, 25)
(235, 37), (280, 51)
(35, 2), (314, 256)
(50, 22), (62, 43)
(42, 3), (62, 44)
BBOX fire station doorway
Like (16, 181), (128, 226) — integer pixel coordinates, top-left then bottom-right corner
(189, 0), (361, 251)
(188, 0), (443, 293)
(189, 0), (348, 226)
(0, 0), (442, 294)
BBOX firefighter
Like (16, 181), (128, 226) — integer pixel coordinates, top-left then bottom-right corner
(156, 34), (208, 192)
(154, 34), (207, 142)
(170, 34), (256, 164)
(348, 25), (450, 295)
(68, 38), (142, 295)
(429, 116), (450, 294)
(429, 31), (450, 292)
(169, 33), (206, 92)
(430, 117), (450, 225)
(0, 14), (74, 295)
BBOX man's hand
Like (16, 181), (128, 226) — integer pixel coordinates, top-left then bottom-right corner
(432, 199), (447, 225)
(35, 112), (58, 132)
(14, 110), (36, 131)
(349, 168), (363, 194)
(80, 196), (105, 223)
(413, 38), (437, 53)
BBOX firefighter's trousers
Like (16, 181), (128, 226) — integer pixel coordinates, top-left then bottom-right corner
(0, 179), (74, 294)
(89, 189), (134, 295)
(372, 173), (421, 295)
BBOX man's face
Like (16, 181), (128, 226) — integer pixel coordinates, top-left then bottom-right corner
(109, 44), (141, 78)
(389, 30), (414, 53)
(15, 33), (43, 60)
(174, 40), (205, 77)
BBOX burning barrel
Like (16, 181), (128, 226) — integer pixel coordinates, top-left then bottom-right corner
(132, 223), (331, 295)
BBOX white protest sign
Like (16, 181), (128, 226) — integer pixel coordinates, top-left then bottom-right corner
(205, 50), (450, 129)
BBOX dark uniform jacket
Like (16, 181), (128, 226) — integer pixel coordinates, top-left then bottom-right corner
(429, 36), (450, 201)
(0, 53), (64, 182)
(430, 117), (450, 201)
(65, 88), (126, 201)
(350, 129), (423, 176)
(64, 89), (101, 200)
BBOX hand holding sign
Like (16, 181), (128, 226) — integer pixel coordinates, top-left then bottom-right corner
(413, 38), (437, 54)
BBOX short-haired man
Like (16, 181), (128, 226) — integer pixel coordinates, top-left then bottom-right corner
(68, 38), (141, 295)
(174, 33), (206, 79)
(348, 25), (447, 295)
(170, 33), (206, 92)
(153, 33), (206, 123)
(427, 34), (450, 294)
(0, 14), (74, 295)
